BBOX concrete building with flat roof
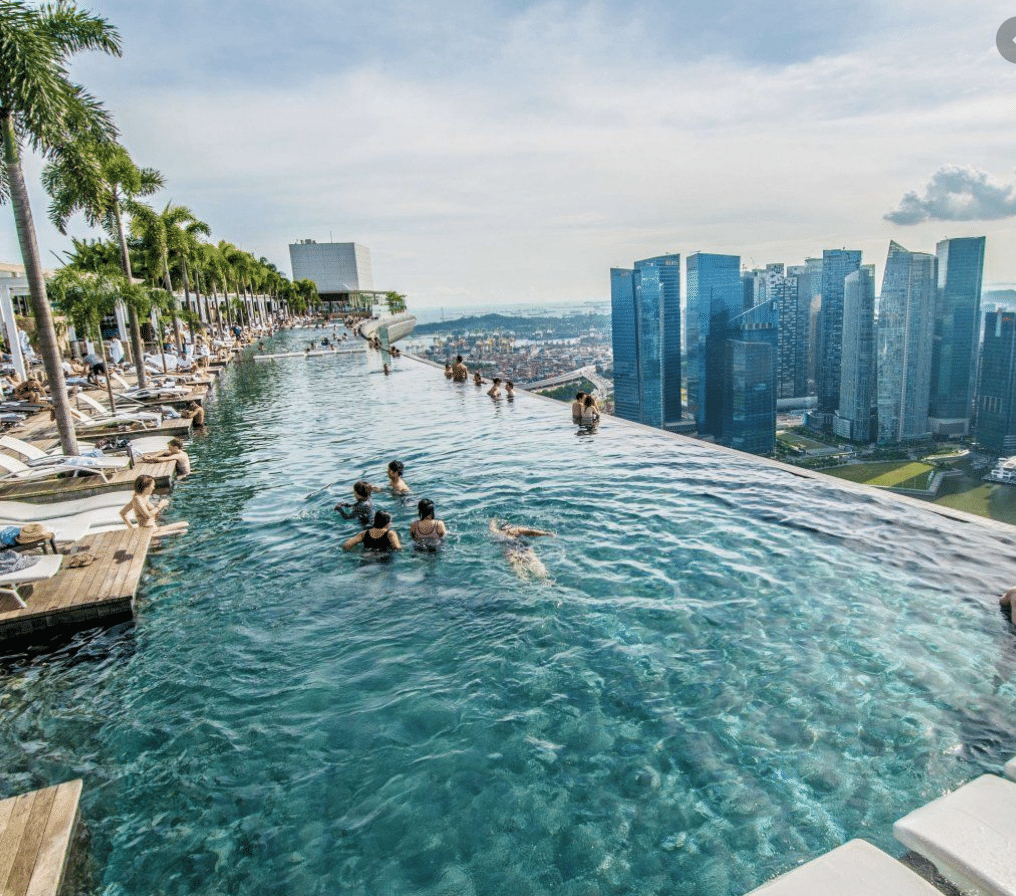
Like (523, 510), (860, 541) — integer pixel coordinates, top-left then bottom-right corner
(288, 240), (381, 311)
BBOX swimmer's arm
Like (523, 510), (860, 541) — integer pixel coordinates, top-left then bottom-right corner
(342, 531), (365, 551)
(336, 503), (354, 518)
(388, 529), (402, 550)
(514, 527), (554, 538)
(436, 521), (447, 537)
(119, 501), (136, 529)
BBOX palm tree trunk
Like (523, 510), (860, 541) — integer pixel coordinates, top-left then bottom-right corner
(181, 259), (196, 341)
(2, 113), (78, 454)
(161, 252), (183, 354)
(112, 198), (148, 387)
(94, 321), (117, 413)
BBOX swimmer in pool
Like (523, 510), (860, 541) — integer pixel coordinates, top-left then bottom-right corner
(572, 392), (586, 423)
(410, 498), (446, 551)
(487, 377), (502, 398)
(1002, 587), (1016, 620)
(387, 460), (410, 495)
(342, 510), (401, 553)
(336, 479), (380, 528)
(489, 518), (555, 580)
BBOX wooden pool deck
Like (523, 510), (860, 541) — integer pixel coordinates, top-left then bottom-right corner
(0, 780), (83, 896)
(0, 527), (154, 643)
(0, 460), (175, 503)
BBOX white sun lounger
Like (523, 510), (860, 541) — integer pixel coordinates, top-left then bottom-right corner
(0, 435), (51, 461)
(744, 839), (941, 895)
(892, 774), (1016, 896)
(0, 453), (125, 483)
(0, 492), (132, 521)
(0, 509), (126, 546)
(1005, 758), (1016, 783)
(74, 392), (161, 428)
(0, 554), (64, 608)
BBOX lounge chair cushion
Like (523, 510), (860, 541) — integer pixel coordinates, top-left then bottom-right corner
(892, 774), (1016, 896)
(745, 840), (941, 895)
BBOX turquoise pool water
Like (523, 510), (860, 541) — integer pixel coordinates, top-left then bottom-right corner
(2, 327), (1016, 896)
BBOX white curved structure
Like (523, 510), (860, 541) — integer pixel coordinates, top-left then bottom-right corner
(360, 313), (416, 344)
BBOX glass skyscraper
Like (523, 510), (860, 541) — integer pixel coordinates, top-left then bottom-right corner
(975, 309), (1016, 453)
(876, 242), (937, 444)
(609, 254), (682, 429)
(816, 249), (863, 422)
(833, 265), (876, 442)
(686, 253), (742, 436)
(929, 236), (986, 436)
(722, 298), (778, 453)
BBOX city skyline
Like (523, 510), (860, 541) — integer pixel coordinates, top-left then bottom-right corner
(2, 1), (1016, 308)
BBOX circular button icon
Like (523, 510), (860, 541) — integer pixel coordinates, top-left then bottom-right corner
(997, 18), (1016, 63)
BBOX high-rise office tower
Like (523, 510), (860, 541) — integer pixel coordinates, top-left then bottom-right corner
(975, 309), (1016, 453)
(816, 249), (863, 423)
(686, 253), (742, 435)
(834, 265), (876, 442)
(876, 241), (937, 443)
(788, 258), (821, 395)
(767, 272), (801, 399)
(609, 254), (682, 429)
(721, 298), (778, 453)
(928, 236), (986, 436)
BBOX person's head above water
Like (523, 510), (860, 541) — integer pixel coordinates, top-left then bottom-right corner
(417, 498), (435, 520)
(353, 480), (372, 500)
(372, 510), (392, 529)
(456, 355), (463, 363)
(575, 392), (585, 401)
(168, 438), (184, 450)
(584, 395), (596, 407)
(388, 460), (404, 477)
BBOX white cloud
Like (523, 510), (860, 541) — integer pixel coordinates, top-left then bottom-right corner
(4, 1), (1015, 305)
(885, 166), (1016, 224)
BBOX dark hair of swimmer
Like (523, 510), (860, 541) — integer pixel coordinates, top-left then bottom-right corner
(418, 498), (435, 519)
(493, 378), (501, 385)
(134, 473), (156, 493)
(372, 510), (392, 528)
(575, 392), (585, 401)
(388, 460), (404, 475)
(456, 355), (463, 363)
(584, 395), (595, 407)
(168, 438), (183, 449)
(353, 480), (372, 499)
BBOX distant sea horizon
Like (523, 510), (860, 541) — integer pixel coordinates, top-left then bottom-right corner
(410, 299), (609, 325)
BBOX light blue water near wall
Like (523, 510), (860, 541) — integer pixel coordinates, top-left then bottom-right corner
(2, 328), (1016, 896)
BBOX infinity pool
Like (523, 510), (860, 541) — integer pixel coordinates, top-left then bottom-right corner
(2, 327), (1015, 896)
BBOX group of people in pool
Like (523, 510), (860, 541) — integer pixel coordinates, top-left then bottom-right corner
(336, 461), (446, 555)
(572, 391), (600, 426)
(334, 459), (556, 577)
(442, 355), (516, 399)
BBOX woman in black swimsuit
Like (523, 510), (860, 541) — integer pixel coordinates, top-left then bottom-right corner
(343, 510), (402, 553)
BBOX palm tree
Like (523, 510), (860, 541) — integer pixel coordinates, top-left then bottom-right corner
(0, 1), (122, 454)
(42, 139), (164, 387)
(128, 201), (209, 353)
(49, 265), (123, 412)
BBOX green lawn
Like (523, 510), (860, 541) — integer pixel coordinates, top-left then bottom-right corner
(827, 461), (936, 490)
(778, 433), (829, 451)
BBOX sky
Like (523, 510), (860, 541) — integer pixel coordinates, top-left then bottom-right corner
(4, 0), (1016, 309)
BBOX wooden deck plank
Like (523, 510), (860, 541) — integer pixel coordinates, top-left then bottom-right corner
(3, 786), (56, 896)
(0, 461), (174, 503)
(0, 528), (153, 644)
(24, 780), (82, 896)
(0, 793), (35, 892)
